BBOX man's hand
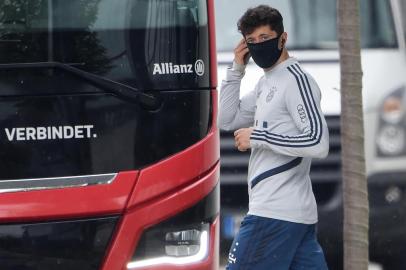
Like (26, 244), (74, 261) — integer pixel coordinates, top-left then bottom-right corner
(234, 39), (250, 66)
(234, 127), (254, 152)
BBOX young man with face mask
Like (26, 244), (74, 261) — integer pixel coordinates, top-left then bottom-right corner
(218, 5), (330, 270)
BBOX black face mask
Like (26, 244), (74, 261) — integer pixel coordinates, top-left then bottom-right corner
(247, 36), (283, 69)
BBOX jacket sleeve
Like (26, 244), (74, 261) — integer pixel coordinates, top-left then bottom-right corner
(217, 62), (257, 131)
(250, 67), (329, 158)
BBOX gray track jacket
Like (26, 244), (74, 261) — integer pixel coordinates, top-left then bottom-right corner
(218, 57), (329, 224)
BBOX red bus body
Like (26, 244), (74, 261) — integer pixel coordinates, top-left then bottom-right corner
(0, 0), (219, 269)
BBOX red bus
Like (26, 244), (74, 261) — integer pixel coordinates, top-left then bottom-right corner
(0, 0), (219, 269)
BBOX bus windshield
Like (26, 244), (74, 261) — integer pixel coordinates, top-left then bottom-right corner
(0, 0), (212, 180)
(215, 0), (397, 51)
(0, 0), (210, 91)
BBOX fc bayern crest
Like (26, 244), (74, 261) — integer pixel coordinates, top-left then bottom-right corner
(266, 86), (277, 103)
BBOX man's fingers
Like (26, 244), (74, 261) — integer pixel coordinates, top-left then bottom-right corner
(237, 145), (247, 152)
(235, 137), (247, 152)
(234, 38), (249, 65)
(234, 128), (252, 151)
(235, 45), (248, 55)
(234, 129), (245, 143)
(235, 39), (248, 53)
(235, 136), (242, 150)
(234, 135), (240, 146)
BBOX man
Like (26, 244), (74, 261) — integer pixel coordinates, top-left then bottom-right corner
(218, 5), (330, 270)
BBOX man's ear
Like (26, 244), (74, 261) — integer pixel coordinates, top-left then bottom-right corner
(280, 32), (288, 48)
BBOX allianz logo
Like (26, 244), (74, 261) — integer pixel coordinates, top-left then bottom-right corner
(152, 59), (205, 76)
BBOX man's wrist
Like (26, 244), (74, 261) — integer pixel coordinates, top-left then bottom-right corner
(232, 60), (246, 73)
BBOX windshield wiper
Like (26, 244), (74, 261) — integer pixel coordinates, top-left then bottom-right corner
(0, 62), (160, 110)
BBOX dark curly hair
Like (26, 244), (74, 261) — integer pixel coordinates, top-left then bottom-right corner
(237, 5), (284, 37)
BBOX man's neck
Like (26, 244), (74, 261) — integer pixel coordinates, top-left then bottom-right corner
(263, 49), (290, 72)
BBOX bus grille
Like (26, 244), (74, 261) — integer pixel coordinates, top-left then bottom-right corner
(0, 216), (118, 270)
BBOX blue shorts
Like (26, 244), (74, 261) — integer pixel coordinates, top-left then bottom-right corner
(226, 215), (329, 270)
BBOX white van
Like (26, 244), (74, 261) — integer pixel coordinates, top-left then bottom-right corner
(216, 0), (406, 269)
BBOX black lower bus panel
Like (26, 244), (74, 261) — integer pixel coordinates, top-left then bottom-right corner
(0, 216), (119, 270)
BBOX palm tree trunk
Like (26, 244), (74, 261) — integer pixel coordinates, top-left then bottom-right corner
(337, 0), (369, 269)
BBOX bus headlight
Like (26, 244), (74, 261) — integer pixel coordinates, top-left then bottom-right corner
(127, 224), (210, 269)
(165, 228), (206, 257)
(127, 185), (219, 269)
(376, 87), (406, 157)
